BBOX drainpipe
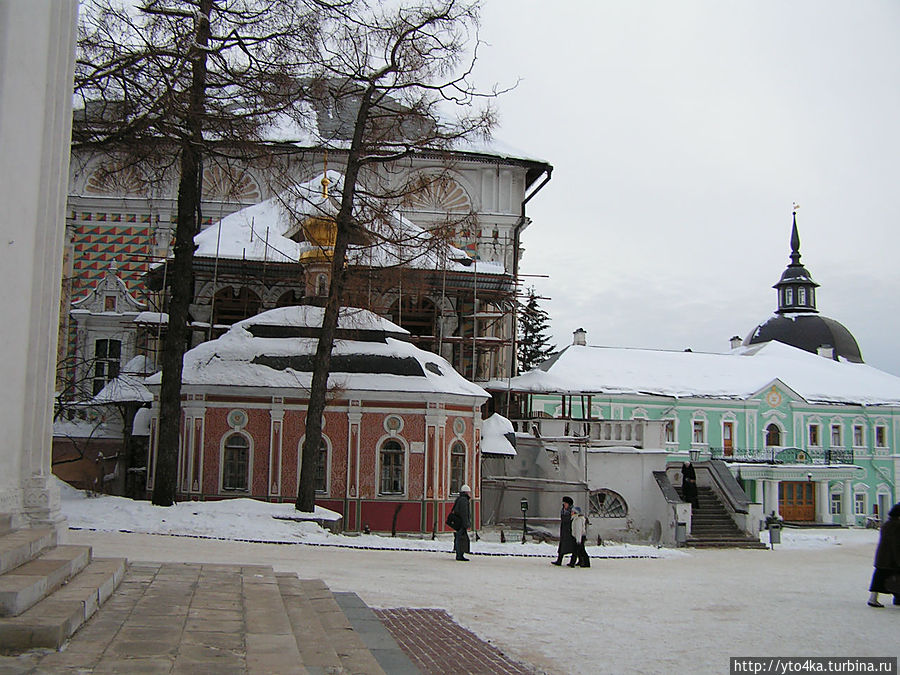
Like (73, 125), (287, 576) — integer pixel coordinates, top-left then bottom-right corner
(506, 166), (552, 417)
(509, 166), (552, 372)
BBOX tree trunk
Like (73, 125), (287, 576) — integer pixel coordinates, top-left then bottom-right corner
(296, 86), (374, 513)
(152, 1), (212, 506)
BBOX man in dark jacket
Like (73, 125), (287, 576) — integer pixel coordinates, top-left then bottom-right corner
(451, 484), (471, 561)
(868, 502), (900, 607)
(552, 496), (576, 566)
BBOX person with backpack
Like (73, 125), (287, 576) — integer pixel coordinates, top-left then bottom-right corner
(449, 484), (471, 561)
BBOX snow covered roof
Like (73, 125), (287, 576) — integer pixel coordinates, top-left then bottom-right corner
(190, 171), (504, 274)
(481, 413), (517, 456)
(90, 373), (152, 404)
(488, 340), (900, 407)
(145, 305), (488, 400)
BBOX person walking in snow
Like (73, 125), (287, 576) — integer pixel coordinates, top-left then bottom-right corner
(570, 506), (591, 567)
(451, 484), (472, 561)
(552, 496), (576, 566)
(867, 502), (900, 607)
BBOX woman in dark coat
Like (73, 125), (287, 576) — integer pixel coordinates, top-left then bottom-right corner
(682, 462), (699, 510)
(867, 502), (900, 607)
(451, 484), (471, 561)
(552, 496), (576, 566)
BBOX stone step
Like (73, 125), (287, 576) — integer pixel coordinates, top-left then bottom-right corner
(0, 527), (57, 576)
(687, 538), (768, 549)
(299, 578), (388, 675)
(241, 565), (308, 675)
(0, 544), (92, 616)
(0, 556), (126, 651)
(276, 573), (344, 674)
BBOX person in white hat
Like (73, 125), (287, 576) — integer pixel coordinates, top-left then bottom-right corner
(450, 484), (472, 561)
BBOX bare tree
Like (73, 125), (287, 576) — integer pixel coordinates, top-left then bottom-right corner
(294, 0), (498, 512)
(73, 0), (319, 505)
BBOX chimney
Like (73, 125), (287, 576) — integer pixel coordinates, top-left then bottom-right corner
(817, 344), (835, 360)
(729, 335), (742, 349)
(573, 328), (587, 346)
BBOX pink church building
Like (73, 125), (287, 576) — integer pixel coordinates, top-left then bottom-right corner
(145, 305), (489, 533)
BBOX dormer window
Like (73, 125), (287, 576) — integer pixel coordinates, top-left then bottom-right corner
(785, 288), (793, 305)
(798, 287), (806, 305)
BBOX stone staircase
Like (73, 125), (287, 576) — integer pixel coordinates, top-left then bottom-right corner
(0, 529), (417, 674)
(0, 515), (126, 651)
(683, 487), (768, 549)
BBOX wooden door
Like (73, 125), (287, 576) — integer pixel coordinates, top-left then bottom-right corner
(723, 422), (734, 457)
(779, 481), (815, 521)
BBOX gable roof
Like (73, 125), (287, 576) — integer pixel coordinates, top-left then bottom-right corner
(488, 340), (900, 407)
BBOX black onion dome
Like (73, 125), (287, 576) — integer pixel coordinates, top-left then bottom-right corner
(744, 314), (863, 363)
(742, 210), (863, 363)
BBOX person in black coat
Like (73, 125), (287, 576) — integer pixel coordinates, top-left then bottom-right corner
(451, 484), (472, 561)
(552, 496), (576, 566)
(867, 502), (900, 607)
(681, 462), (699, 510)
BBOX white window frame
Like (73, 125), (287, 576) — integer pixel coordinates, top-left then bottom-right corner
(852, 424), (865, 448)
(830, 492), (842, 516)
(854, 491), (866, 516)
(807, 423), (821, 447)
(692, 420), (706, 444)
(220, 431), (253, 493)
(830, 424), (842, 447)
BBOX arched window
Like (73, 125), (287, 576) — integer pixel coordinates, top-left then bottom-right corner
(223, 433), (250, 491)
(589, 489), (628, 518)
(379, 440), (405, 494)
(315, 440), (328, 493)
(450, 441), (466, 494)
(212, 286), (261, 326)
(765, 424), (781, 447)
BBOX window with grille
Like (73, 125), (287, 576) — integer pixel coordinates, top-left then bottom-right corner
(589, 489), (628, 518)
(223, 434), (250, 491)
(379, 440), (404, 494)
(92, 338), (121, 395)
(315, 441), (328, 493)
(450, 441), (466, 494)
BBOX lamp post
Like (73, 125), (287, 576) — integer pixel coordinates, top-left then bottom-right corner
(689, 448), (701, 463)
(520, 498), (529, 544)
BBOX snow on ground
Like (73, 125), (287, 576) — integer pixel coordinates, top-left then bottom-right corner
(58, 481), (898, 674)
(59, 479), (682, 559)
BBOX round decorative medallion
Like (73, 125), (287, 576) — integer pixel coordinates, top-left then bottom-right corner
(766, 387), (782, 408)
(227, 409), (248, 429)
(384, 415), (403, 433)
(453, 417), (466, 436)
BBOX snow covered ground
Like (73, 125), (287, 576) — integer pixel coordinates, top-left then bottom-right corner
(60, 484), (899, 674)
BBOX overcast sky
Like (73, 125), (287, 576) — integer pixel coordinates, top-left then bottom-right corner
(472, 1), (900, 376)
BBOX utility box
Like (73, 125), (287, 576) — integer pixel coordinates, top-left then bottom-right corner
(675, 522), (687, 545)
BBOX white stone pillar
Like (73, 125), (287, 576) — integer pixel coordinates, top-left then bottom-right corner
(815, 480), (830, 524)
(0, 0), (78, 531)
(841, 479), (853, 526)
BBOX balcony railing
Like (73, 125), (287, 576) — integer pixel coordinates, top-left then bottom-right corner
(707, 447), (855, 465)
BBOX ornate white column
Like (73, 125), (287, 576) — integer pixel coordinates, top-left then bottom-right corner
(0, 0), (78, 532)
(841, 479), (853, 526)
(815, 480), (830, 524)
